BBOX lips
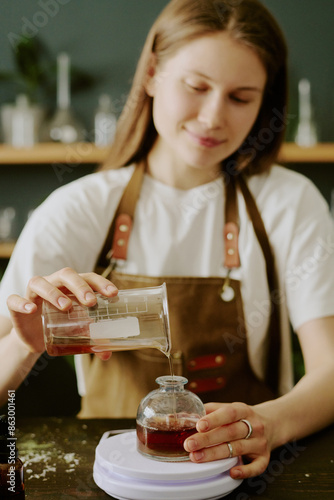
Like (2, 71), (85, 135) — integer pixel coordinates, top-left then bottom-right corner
(186, 129), (224, 148)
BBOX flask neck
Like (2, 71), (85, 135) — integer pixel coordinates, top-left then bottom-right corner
(57, 53), (71, 110)
(156, 375), (188, 391)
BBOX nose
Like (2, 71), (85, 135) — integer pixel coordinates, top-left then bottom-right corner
(198, 94), (226, 130)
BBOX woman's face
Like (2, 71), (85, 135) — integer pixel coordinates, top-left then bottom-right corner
(146, 32), (267, 184)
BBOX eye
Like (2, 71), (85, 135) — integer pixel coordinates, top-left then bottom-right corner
(185, 81), (208, 93)
(230, 95), (250, 104)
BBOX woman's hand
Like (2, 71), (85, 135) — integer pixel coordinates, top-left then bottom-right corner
(6, 267), (118, 357)
(184, 402), (272, 479)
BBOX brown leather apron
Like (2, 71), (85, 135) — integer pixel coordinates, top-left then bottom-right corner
(78, 163), (281, 418)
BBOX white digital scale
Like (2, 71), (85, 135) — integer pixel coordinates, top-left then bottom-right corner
(93, 431), (243, 500)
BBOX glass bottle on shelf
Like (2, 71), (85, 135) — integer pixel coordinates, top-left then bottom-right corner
(0, 207), (17, 242)
(10, 94), (41, 148)
(46, 53), (85, 143)
(294, 78), (318, 147)
(94, 94), (117, 147)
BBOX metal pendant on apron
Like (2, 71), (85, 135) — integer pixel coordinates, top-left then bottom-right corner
(78, 163), (281, 418)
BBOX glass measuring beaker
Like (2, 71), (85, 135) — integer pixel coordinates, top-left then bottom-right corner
(42, 283), (171, 356)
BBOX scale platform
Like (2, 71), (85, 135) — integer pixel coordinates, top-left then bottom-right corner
(93, 431), (243, 500)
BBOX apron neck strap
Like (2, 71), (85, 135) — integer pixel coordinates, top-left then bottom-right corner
(96, 161), (145, 269)
(224, 177), (240, 268)
(224, 173), (278, 289)
(233, 174), (281, 396)
(237, 175), (277, 290)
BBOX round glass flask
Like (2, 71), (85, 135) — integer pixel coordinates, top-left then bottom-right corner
(136, 376), (206, 462)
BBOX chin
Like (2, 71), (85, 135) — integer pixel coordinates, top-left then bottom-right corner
(182, 153), (222, 172)
(183, 145), (230, 168)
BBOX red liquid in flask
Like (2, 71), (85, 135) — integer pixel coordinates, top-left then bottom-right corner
(137, 416), (197, 459)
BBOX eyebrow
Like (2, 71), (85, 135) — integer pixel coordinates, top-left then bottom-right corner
(234, 87), (264, 93)
(184, 71), (264, 92)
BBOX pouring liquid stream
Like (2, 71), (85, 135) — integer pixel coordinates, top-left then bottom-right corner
(166, 352), (177, 417)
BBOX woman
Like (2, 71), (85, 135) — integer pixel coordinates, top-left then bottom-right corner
(1, 0), (334, 480)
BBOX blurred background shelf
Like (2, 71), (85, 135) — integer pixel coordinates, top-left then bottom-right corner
(279, 143), (334, 163)
(0, 241), (16, 258)
(1, 142), (334, 165)
(0, 142), (109, 164)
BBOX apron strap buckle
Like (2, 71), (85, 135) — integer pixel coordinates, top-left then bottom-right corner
(220, 269), (235, 302)
(101, 249), (117, 278)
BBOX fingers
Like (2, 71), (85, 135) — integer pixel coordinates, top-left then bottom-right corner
(26, 268), (118, 310)
(27, 275), (73, 309)
(194, 403), (258, 447)
(184, 418), (253, 455)
(79, 271), (118, 297)
(230, 454), (269, 479)
(183, 402), (271, 479)
(7, 294), (38, 314)
(187, 432), (269, 479)
(187, 435), (259, 463)
(197, 402), (249, 432)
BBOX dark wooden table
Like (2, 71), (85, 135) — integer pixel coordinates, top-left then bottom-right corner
(16, 417), (334, 499)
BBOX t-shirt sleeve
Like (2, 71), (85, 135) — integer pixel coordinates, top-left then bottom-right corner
(0, 178), (112, 318)
(284, 181), (334, 330)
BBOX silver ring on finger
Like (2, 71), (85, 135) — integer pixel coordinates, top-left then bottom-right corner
(227, 442), (233, 458)
(240, 419), (253, 440)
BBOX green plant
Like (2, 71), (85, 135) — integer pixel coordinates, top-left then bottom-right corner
(0, 36), (96, 105)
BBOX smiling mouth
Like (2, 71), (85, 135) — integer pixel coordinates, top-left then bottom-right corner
(186, 129), (225, 148)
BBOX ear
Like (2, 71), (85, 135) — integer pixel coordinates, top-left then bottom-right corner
(144, 53), (158, 97)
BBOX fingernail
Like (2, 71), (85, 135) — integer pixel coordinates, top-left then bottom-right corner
(24, 303), (34, 312)
(58, 297), (70, 309)
(198, 420), (209, 432)
(193, 451), (204, 461)
(100, 352), (112, 361)
(103, 285), (117, 295)
(232, 469), (242, 479)
(186, 439), (197, 451)
(85, 292), (96, 302)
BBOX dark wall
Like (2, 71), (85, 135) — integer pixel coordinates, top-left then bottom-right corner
(0, 0), (169, 132)
(1, 0), (334, 139)
(262, 0), (334, 142)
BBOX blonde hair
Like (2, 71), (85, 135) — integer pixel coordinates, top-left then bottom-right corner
(100, 0), (287, 176)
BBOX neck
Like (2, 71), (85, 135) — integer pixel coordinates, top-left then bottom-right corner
(146, 143), (221, 190)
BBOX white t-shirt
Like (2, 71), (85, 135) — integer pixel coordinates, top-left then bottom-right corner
(1, 164), (334, 396)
